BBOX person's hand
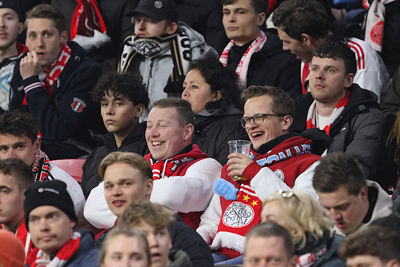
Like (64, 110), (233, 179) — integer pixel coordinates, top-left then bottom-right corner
(20, 51), (42, 80)
(227, 152), (253, 178)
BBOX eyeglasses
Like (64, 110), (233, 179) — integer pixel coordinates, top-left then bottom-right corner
(240, 113), (285, 128)
(278, 189), (296, 199)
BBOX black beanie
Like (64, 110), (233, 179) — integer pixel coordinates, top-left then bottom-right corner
(24, 180), (77, 231)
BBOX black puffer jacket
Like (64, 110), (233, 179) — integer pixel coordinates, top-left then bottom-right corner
(81, 122), (148, 196)
(193, 105), (247, 165)
(227, 29), (302, 99)
(291, 84), (384, 180)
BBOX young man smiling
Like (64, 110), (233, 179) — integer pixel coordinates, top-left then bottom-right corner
(85, 151), (214, 267)
(220, 0), (301, 98)
(9, 4), (102, 159)
(197, 85), (320, 264)
(81, 72), (149, 197)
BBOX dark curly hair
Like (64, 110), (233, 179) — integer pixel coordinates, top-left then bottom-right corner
(92, 72), (149, 108)
(188, 58), (242, 112)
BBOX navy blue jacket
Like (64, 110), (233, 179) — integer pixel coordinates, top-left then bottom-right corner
(10, 41), (102, 154)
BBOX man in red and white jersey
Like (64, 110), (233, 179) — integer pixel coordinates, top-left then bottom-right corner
(272, 0), (390, 101)
(197, 85), (321, 265)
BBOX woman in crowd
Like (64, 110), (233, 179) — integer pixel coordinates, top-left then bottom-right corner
(182, 58), (247, 165)
(261, 190), (345, 267)
(100, 228), (151, 267)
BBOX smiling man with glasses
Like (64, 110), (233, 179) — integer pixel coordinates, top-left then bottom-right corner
(197, 85), (321, 265)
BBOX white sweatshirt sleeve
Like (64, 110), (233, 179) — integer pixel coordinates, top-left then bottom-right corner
(150, 158), (222, 213)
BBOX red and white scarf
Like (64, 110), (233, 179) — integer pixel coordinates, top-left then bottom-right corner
(70, 0), (110, 51)
(146, 145), (207, 179)
(0, 220), (32, 257)
(219, 31), (267, 89)
(306, 91), (350, 135)
(23, 44), (71, 105)
(363, 0), (395, 52)
(26, 232), (81, 267)
(41, 44), (71, 89)
(32, 150), (52, 182)
(296, 246), (327, 267)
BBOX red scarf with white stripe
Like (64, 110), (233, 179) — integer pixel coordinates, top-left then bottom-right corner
(306, 91), (350, 135)
(32, 150), (52, 182)
(219, 31), (267, 89)
(70, 0), (110, 51)
(26, 232), (80, 267)
(145, 145), (207, 180)
(23, 44), (71, 106)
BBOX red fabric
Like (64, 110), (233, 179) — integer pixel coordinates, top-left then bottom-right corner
(216, 136), (320, 258)
(26, 232), (80, 266)
(306, 91), (350, 135)
(16, 43), (28, 55)
(145, 145), (208, 229)
(23, 44), (71, 106)
(0, 220), (32, 258)
(70, 0), (107, 39)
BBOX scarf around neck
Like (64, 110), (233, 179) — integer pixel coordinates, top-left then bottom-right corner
(32, 150), (52, 181)
(26, 232), (81, 267)
(306, 91), (350, 135)
(70, 0), (110, 51)
(118, 29), (192, 94)
(219, 31), (267, 89)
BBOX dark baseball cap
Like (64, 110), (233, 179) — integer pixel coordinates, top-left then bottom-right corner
(127, 0), (178, 22)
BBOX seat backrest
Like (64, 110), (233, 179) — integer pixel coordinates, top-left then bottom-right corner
(50, 159), (85, 184)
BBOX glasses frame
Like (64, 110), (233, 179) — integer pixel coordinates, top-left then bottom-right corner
(278, 189), (296, 199)
(240, 113), (285, 128)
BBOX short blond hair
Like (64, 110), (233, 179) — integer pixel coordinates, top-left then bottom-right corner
(263, 190), (333, 249)
(98, 152), (152, 181)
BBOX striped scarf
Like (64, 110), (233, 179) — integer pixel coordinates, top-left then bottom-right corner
(32, 150), (52, 182)
(219, 31), (267, 89)
(26, 232), (81, 267)
(306, 91), (350, 135)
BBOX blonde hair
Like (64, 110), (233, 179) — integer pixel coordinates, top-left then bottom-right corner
(262, 190), (333, 249)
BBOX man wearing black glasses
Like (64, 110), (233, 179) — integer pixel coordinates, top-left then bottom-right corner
(196, 85), (321, 265)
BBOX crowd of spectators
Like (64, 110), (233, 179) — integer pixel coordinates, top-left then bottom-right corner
(0, 0), (400, 266)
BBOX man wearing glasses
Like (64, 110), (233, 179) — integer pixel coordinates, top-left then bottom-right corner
(197, 85), (321, 265)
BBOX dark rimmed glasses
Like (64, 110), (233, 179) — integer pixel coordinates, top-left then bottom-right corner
(240, 113), (285, 128)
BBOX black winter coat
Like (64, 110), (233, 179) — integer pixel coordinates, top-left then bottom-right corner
(291, 84), (384, 180)
(193, 106), (247, 165)
(81, 122), (148, 196)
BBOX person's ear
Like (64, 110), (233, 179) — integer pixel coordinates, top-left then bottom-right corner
(300, 33), (312, 46)
(344, 73), (355, 88)
(183, 123), (194, 141)
(135, 104), (145, 118)
(281, 115), (293, 131)
(256, 12), (266, 27)
(166, 22), (178, 35)
(212, 91), (222, 102)
(33, 138), (41, 155)
(17, 22), (24, 35)
(145, 179), (153, 199)
(60, 30), (69, 45)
